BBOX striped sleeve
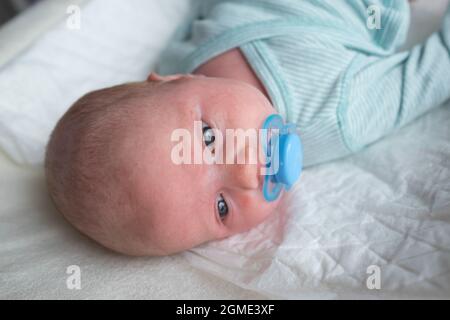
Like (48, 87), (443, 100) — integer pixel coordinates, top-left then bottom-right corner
(341, 6), (450, 151)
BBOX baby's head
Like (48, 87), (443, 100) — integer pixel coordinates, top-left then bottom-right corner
(45, 73), (282, 256)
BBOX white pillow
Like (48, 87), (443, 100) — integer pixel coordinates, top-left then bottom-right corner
(0, 0), (190, 164)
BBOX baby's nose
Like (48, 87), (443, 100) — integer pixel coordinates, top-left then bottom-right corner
(231, 163), (261, 190)
(227, 142), (262, 190)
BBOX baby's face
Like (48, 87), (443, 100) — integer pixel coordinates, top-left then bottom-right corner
(118, 74), (282, 255)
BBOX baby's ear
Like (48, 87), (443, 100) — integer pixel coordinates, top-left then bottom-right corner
(147, 72), (193, 83)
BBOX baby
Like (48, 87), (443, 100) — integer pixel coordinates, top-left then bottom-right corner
(45, 0), (450, 256)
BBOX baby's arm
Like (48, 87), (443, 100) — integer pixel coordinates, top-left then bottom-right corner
(341, 5), (450, 152)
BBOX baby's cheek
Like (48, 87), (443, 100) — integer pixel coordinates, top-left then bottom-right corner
(263, 196), (283, 220)
(251, 200), (278, 227)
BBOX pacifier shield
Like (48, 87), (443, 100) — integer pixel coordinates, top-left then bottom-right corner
(261, 114), (303, 202)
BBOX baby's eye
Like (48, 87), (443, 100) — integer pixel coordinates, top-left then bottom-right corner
(202, 122), (215, 147)
(217, 194), (229, 221)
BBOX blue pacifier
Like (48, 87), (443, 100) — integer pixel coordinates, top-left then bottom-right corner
(261, 114), (303, 202)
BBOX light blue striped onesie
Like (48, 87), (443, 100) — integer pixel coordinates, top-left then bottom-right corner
(158, 0), (450, 167)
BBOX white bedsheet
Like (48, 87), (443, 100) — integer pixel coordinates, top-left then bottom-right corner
(0, 0), (449, 299)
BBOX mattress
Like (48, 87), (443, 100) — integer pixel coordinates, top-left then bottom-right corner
(1, 0), (449, 299)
